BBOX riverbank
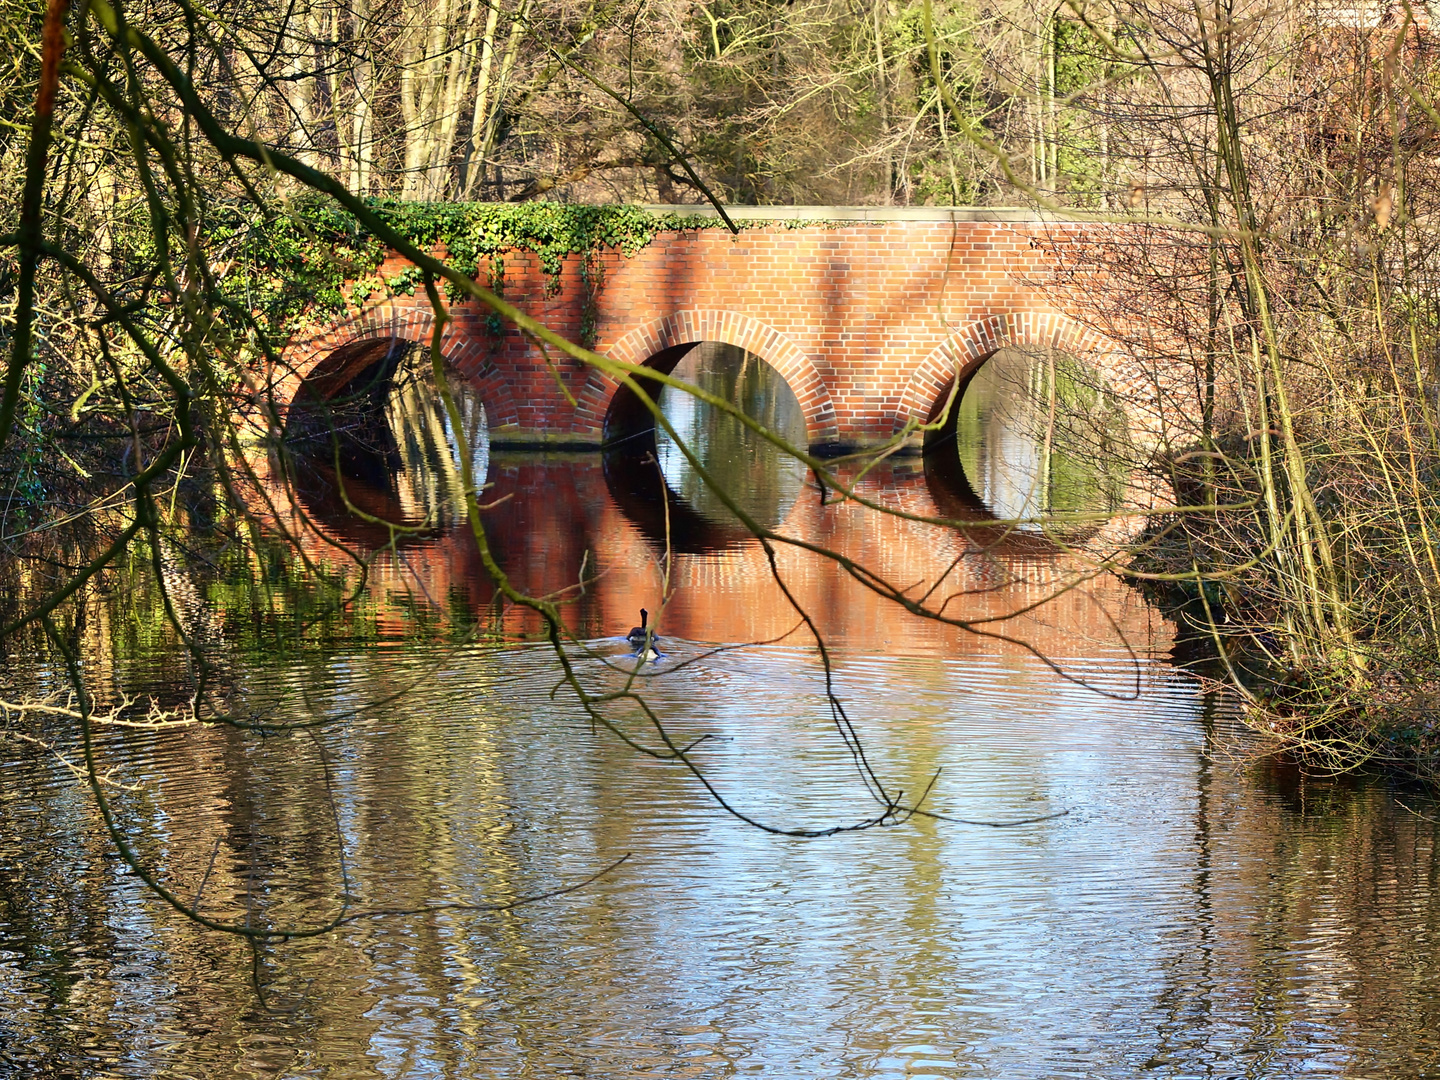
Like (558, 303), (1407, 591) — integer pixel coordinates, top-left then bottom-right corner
(1133, 474), (1440, 785)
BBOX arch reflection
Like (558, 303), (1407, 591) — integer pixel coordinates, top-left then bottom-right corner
(926, 345), (1131, 534)
(603, 342), (808, 552)
(289, 344), (489, 545)
(921, 445), (1058, 558)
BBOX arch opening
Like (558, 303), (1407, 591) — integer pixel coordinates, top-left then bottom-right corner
(922, 344), (1132, 531)
(288, 337), (490, 541)
(602, 341), (808, 549)
(602, 342), (701, 451)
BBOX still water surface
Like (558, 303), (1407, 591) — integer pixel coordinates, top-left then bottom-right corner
(2, 356), (1439, 1078)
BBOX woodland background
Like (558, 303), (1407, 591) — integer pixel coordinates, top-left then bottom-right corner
(21, 0), (1408, 210)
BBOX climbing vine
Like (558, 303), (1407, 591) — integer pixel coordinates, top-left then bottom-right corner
(211, 200), (842, 348)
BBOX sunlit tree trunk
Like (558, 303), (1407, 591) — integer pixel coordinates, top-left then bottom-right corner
(399, 0), (484, 199)
(461, 0), (529, 199)
(873, 0), (893, 203)
(337, 0), (376, 195)
(279, 0), (328, 170)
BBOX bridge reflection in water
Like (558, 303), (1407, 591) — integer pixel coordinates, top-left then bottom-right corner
(943, 344), (1133, 526)
(283, 344), (1164, 659)
(289, 346), (489, 540)
(654, 342), (808, 530)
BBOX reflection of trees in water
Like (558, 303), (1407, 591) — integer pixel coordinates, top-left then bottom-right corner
(955, 345), (1131, 527)
(655, 342), (807, 529)
(289, 360), (489, 541)
(381, 362), (490, 528)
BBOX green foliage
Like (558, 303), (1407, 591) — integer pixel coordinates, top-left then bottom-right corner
(1052, 19), (1107, 98)
(1050, 19), (1111, 202)
(209, 197), (384, 336)
(363, 201), (731, 282)
(894, 3), (990, 204)
(213, 200), (737, 344)
(8, 360), (45, 517)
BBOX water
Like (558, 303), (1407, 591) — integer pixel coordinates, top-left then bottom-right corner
(655, 342), (807, 529)
(953, 345), (1131, 525)
(2, 355), (1439, 1078)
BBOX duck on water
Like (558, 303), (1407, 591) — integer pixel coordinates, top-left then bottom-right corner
(627, 609), (662, 660)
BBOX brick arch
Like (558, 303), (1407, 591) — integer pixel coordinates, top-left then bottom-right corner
(892, 308), (1163, 449)
(894, 310), (1160, 442)
(281, 300), (521, 429)
(576, 310), (839, 446)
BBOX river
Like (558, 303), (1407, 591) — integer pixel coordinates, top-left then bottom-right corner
(0, 348), (1438, 1078)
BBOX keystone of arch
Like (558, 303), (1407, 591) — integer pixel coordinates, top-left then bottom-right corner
(278, 299), (521, 429)
(893, 310), (1164, 443)
(578, 310), (839, 447)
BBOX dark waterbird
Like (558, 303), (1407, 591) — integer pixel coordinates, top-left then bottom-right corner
(626, 608), (662, 658)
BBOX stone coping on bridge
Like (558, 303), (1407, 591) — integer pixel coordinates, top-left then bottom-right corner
(637, 204), (1054, 223)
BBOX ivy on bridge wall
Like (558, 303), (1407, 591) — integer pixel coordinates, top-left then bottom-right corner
(212, 200), (833, 348)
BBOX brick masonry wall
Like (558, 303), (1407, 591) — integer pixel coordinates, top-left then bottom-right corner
(280, 214), (1180, 451)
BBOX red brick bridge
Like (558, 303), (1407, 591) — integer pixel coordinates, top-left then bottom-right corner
(281, 206), (1169, 454)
